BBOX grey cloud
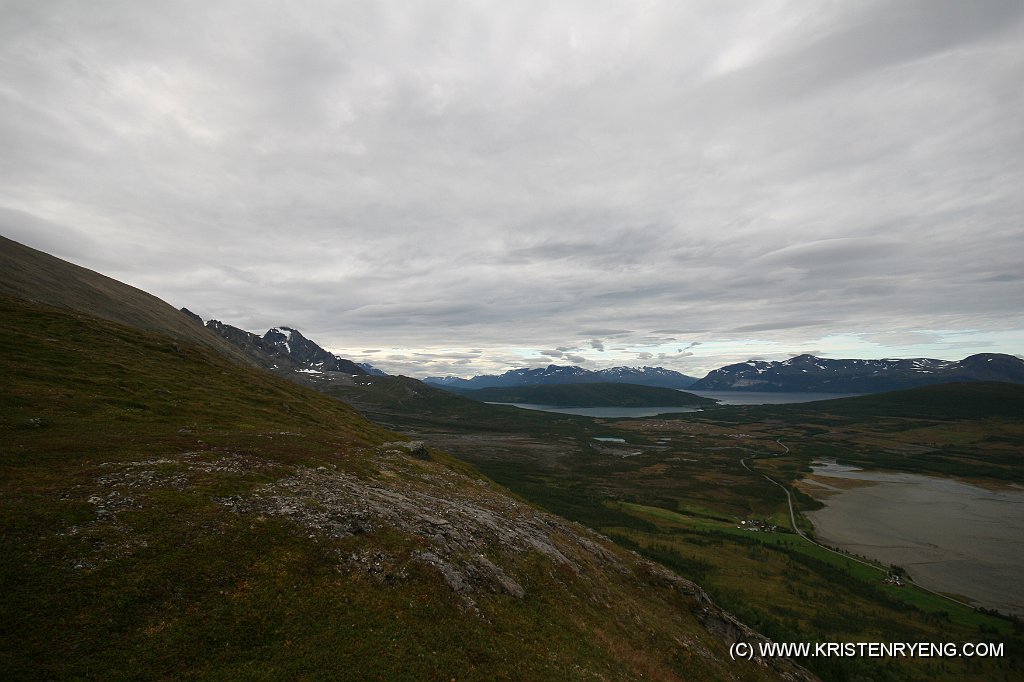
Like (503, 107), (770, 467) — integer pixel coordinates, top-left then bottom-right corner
(635, 336), (677, 345)
(412, 351), (482, 360)
(522, 357), (561, 367)
(864, 332), (944, 347)
(755, 238), (900, 266)
(0, 207), (103, 267)
(703, 0), (1024, 107)
(729, 320), (835, 334)
(578, 330), (633, 338)
(979, 273), (1024, 283)
(1, 1), (1020, 377)
(941, 341), (993, 350)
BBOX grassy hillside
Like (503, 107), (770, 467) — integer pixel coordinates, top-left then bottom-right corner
(453, 382), (718, 408)
(0, 234), (256, 367)
(1, 293), (799, 681)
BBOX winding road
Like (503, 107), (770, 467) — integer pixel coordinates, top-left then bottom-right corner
(741, 439), (980, 611)
(739, 440), (810, 542)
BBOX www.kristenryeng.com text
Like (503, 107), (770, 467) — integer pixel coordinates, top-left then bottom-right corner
(729, 641), (1004, 661)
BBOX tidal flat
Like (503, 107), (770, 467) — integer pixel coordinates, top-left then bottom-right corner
(803, 461), (1024, 615)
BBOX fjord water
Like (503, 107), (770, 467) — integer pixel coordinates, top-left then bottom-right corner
(490, 391), (862, 417)
(804, 462), (1024, 616)
(687, 390), (862, 405)
(489, 403), (703, 418)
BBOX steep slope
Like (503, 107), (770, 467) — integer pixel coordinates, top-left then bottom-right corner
(357, 361), (389, 376)
(0, 293), (805, 679)
(691, 353), (1024, 392)
(0, 235), (255, 367)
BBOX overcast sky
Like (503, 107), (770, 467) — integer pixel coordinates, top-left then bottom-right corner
(2, 0), (1022, 378)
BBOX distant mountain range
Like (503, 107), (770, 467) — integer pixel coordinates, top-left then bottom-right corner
(689, 353), (1024, 393)
(425, 365), (699, 390)
(427, 353), (1024, 394)
(193, 315), (1024, 396)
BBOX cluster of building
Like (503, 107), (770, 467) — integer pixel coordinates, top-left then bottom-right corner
(738, 519), (779, 532)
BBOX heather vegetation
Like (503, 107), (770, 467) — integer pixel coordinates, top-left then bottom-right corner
(1, 294), (797, 680)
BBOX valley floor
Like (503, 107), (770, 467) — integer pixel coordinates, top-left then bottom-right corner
(323, 375), (1024, 682)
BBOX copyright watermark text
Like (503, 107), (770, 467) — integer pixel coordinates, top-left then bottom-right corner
(729, 641), (1004, 660)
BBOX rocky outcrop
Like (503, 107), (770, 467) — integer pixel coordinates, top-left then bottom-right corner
(205, 319), (270, 364)
(67, 441), (815, 679)
(261, 326), (365, 374)
(179, 307), (204, 326)
(215, 449), (586, 607)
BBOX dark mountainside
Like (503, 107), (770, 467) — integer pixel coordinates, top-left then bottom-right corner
(0, 237), (808, 679)
(455, 382), (718, 408)
(427, 364), (699, 390)
(690, 353), (1024, 392)
(202, 316), (367, 375)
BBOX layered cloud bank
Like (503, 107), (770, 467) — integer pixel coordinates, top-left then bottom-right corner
(2, 0), (1022, 376)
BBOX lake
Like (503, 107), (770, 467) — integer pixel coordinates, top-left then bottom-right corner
(688, 390), (862, 405)
(802, 461), (1024, 616)
(488, 390), (861, 417)
(487, 403), (703, 418)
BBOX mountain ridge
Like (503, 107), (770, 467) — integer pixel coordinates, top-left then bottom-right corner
(427, 364), (699, 390)
(691, 352), (1024, 392)
(201, 315), (371, 376)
